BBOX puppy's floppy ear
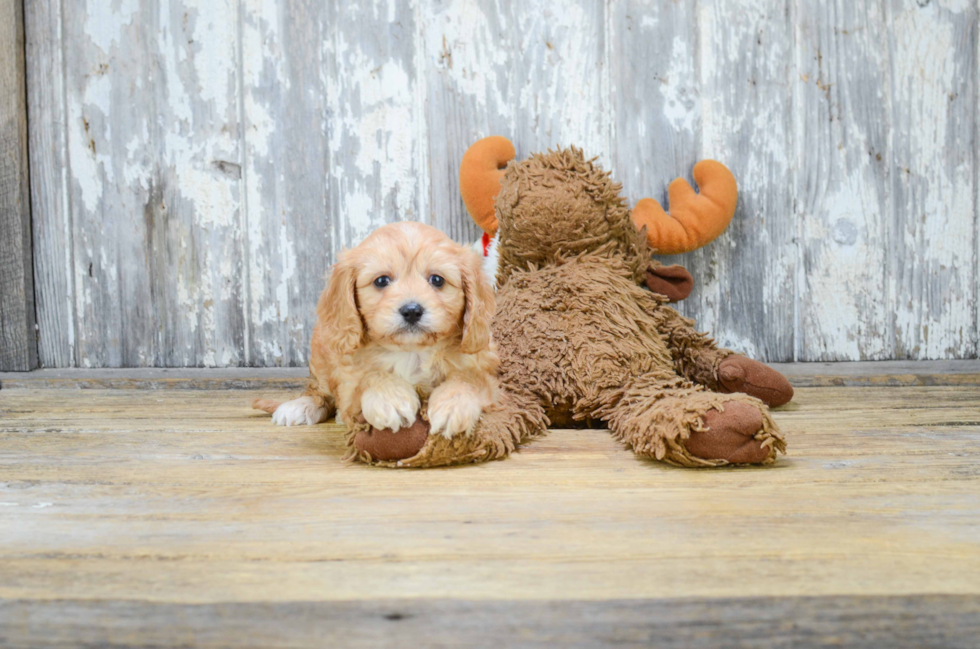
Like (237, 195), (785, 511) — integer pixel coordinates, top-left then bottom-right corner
(460, 247), (496, 354)
(317, 251), (363, 356)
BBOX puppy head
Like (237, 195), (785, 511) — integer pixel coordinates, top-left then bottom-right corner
(319, 222), (495, 355)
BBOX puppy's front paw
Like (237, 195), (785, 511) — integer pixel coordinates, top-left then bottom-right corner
(428, 385), (483, 439)
(361, 382), (420, 431)
(272, 396), (330, 426)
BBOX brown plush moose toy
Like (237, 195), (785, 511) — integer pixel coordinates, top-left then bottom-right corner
(351, 136), (792, 468)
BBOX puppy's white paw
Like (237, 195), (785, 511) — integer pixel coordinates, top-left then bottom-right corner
(428, 386), (483, 439)
(361, 382), (420, 431)
(272, 397), (329, 427)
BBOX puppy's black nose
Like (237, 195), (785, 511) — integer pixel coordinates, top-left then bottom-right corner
(399, 302), (424, 324)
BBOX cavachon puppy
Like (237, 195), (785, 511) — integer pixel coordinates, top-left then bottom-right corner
(253, 222), (499, 442)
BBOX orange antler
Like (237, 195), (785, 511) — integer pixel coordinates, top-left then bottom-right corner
(631, 160), (738, 254)
(459, 136), (516, 235)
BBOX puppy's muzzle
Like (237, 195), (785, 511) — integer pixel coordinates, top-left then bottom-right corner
(399, 302), (425, 326)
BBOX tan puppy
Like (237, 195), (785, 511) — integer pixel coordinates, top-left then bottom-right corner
(253, 222), (499, 439)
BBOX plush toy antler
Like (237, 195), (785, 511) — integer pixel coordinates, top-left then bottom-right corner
(460, 136), (737, 255)
(460, 135), (515, 235)
(630, 160), (738, 254)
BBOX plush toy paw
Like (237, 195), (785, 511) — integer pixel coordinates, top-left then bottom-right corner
(685, 401), (772, 464)
(353, 416), (430, 462)
(348, 391), (544, 468)
(644, 264), (694, 302)
(717, 355), (794, 407)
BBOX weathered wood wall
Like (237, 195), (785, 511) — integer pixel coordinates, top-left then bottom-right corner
(23, 0), (980, 367)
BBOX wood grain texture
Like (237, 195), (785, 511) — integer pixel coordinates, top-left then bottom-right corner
(24, 0), (72, 369)
(0, 385), (978, 644)
(796, 0), (892, 361)
(0, 0), (37, 371)
(421, 0), (607, 242)
(241, 0), (332, 367)
(59, 0), (246, 367)
(325, 1), (427, 246)
(695, 0), (796, 361)
(24, 1), (980, 366)
(2, 596), (979, 648)
(888, 0), (977, 360)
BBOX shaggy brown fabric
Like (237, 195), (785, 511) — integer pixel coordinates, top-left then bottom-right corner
(354, 145), (789, 468)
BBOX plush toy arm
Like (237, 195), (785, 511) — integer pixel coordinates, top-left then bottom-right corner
(631, 160), (737, 255)
(658, 306), (730, 387)
(659, 307), (794, 407)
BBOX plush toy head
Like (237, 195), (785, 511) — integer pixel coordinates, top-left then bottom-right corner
(460, 136), (739, 275)
(493, 147), (651, 285)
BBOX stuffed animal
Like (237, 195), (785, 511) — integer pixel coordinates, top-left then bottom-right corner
(350, 136), (793, 468)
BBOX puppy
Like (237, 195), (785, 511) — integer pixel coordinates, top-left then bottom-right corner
(253, 222), (499, 439)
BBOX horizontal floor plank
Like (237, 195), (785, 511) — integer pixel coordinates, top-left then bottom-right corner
(2, 595), (978, 649)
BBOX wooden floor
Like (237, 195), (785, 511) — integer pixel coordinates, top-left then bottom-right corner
(1, 363), (979, 647)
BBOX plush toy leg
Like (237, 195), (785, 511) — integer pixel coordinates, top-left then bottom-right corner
(347, 388), (548, 468)
(595, 377), (786, 467)
(658, 308), (794, 407)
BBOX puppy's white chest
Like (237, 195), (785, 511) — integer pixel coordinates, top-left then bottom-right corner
(387, 350), (437, 388)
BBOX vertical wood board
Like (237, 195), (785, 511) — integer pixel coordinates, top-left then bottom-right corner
(795, 0), (893, 361)
(0, 0), (37, 371)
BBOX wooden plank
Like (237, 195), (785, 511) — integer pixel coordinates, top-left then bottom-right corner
(421, 0), (607, 243)
(888, 0), (977, 359)
(796, 0), (893, 361)
(0, 0), (37, 371)
(0, 386), (979, 605)
(24, 0), (72, 369)
(325, 1), (427, 249)
(240, 0), (332, 367)
(2, 359), (980, 390)
(59, 0), (245, 367)
(1, 595), (978, 648)
(691, 0), (796, 363)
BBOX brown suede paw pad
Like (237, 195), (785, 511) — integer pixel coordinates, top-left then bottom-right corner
(686, 402), (770, 464)
(353, 418), (430, 462)
(718, 355), (794, 407)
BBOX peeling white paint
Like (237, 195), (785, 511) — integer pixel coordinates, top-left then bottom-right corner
(32, 0), (980, 367)
(662, 37), (699, 134)
(890, 0), (976, 358)
(84, 0), (139, 54)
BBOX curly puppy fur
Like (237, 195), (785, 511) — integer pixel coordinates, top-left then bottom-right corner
(255, 222), (499, 440)
(370, 146), (786, 468)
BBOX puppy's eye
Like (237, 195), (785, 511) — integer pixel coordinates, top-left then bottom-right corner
(373, 275), (391, 289)
(428, 274), (445, 288)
